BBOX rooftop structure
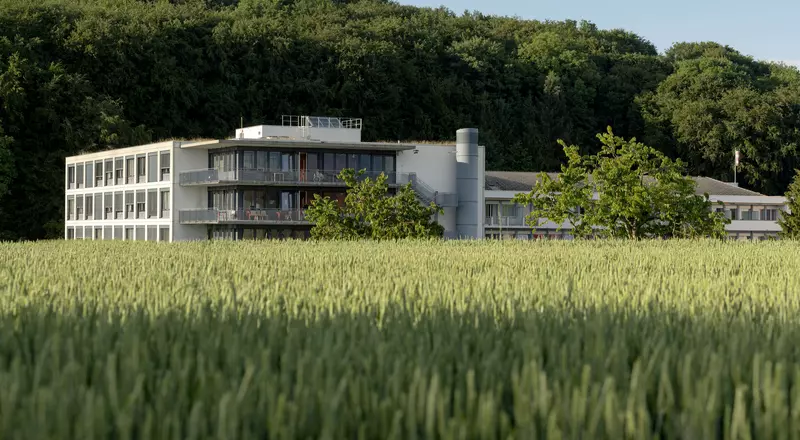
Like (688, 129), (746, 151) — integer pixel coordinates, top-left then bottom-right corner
(64, 116), (788, 242)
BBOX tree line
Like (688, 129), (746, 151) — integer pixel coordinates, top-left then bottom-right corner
(1, 0), (799, 240)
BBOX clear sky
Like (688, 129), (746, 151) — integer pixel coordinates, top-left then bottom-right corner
(400, 0), (800, 67)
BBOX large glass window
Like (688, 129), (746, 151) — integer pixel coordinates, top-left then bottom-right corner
(95, 161), (103, 187)
(323, 153), (335, 171)
(76, 195), (84, 220)
(85, 195), (93, 220)
(125, 227), (133, 240)
(76, 164), (84, 189)
(159, 227), (169, 242)
(67, 166), (75, 189)
(114, 226), (123, 240)
(126, 157), (135, 184)
(115, 158), (124, 185)
(359, 154), (371, 171)
(147, 153), (158, 183)
(94, 227), (102, 240)
(86, 162), (94, 188)
(160, 151), (170, 181)
(257, 151), (268, 170)
(137, 155), (146, 183)
(104, 226), (112, 240)
(147, 225), (157, 242)
(147, 189), (158, 218)
(114, 192), (123, 219)
(67, 196), (75, 220)
(136, 226), (145, 241)
(105, 159), (113, 186)
(269, 152), (280, 170)
(243, 151), (255, 170)
(335, 154), (346, 172)
(136, 191), (146, 219)
(307, 153), (319, 171)
(94, 193), (102, 219)
(125, 192), (134, 219)
(75, 227), (84, 240)
(66, 227), (74, 239)
(160, 189), (170, 218)
(104, 193), (113, 219)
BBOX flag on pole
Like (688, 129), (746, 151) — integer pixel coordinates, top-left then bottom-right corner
(734, 150), (740, 167)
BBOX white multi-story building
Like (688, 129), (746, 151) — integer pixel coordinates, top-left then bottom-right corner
(64, 116), (788, 241)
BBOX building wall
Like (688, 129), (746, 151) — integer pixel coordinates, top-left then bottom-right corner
(171, 143), (209, 241)
(64, 141), (176, 241)
(483, 190), (788, 240)
(235, 125), (361, 143)
(396, 144), (458, 235)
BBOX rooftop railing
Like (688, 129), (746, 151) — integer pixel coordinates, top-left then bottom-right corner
(179, 169), (411, 186)
(484, 216), (528, 227)
(179, 209), (309, 225)
(281, 115), (362, 130)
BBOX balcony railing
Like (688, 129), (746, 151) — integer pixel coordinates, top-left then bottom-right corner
(484, 216), (528, 227)
(179, 209), (310, 225)
(179, 169), (411, 187)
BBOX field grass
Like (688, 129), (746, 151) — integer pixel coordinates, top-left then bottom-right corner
(1, 239), (800, 439)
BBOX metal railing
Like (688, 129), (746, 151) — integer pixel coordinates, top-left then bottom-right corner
(180, 169), (409, 186)
(281, 115), (362, 130)
(179, 209), (309, 224)
(407, 173), (458, 207)
(484, 216), (528, 227)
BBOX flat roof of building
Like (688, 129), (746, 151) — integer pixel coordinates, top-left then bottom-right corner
(180, 139), (417, 151)
(485, 171), (765, 197)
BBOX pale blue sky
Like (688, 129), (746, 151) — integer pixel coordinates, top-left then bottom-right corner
(401, 0), (800, 67)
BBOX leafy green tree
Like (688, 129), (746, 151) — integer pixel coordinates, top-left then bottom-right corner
(513, 128), (729, 239)
(305, 169), (444, 240)
(778, 170), (800, 239)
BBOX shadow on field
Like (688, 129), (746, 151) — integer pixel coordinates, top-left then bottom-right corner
(0, 304), (796, 439)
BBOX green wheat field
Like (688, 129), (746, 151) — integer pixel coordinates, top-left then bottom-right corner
(2, 240), (800, 439)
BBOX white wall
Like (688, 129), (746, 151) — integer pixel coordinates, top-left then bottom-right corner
(172, 143), (209, 241)
(235, 125), (361, 143)
(396, 144), (457, 193)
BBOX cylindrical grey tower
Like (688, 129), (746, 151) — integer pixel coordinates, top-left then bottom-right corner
(456, 128), (480, 238)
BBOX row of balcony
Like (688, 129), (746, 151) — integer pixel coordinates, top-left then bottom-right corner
(179, 209), (310, 225)
(179, 169), (412, 187)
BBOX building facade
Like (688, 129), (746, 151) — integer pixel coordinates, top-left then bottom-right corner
(64, 116), (788, 241)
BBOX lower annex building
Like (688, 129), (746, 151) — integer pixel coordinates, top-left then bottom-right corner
(64, 116), (788, 241)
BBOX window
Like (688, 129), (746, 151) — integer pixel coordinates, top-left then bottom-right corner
(76, 195), (84, 220)
(324, 153), (335, 171)
(359, 154), (371, 171)
(85, 195), (93, 220)
(94, 193), (102, 219)
(67, 165), (75, 189)
(335, 154), (346, 172)
(114, 192), (123, 219)
(137, 156), (146, 183)
(126, 158), (135, 184)
(125, 227), (134, 240)
(385, 156), (395, 172)
(104, 193), (113, 219)
(104, 226), (112, 240)
(86, 162), (94, 188)
(114, 226), (123, 240)
(105, 159), (113, 186)
(136, 191), (146, 219)
(159, 227), (170, 242)
(147, 189), (158, 218)
(257, 151), (268, 170)
(147, 225), (157, 242)
(136, 226), (145, 241)
(348, 153), (358, 169)
(66, 227), (75, 239)
(160, 190), (170, 218)
(727, 208), (738, 221)
(160, 151), (170, 181)
(501, 204), (519, 217)
(95, 161), (104, 186)
(268, 152), (280, 170)
(75, 227), (84, 240)
(67, 196), (75, 220)
(148, 153), (158, 183)
(764, 209), (779, 221)
(111, 158), (121, 185)
(125, 192), (134, 219)
(741, 209), (754, 221)
(76, 164), (84, 189)
(243, 151), (255, 170)
(94, 227), (102, 240)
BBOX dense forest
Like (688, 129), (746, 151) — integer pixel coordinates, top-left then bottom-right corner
(1, 0), (799, 240)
